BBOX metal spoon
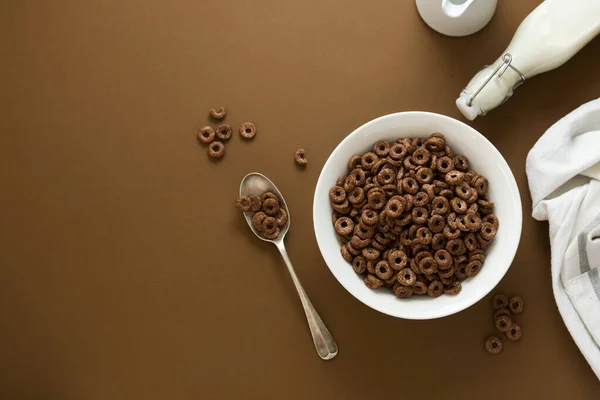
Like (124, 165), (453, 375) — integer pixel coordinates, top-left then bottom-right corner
(240, 172), (338, 360)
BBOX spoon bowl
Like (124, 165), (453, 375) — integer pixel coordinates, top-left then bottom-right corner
(240, 173), (290, 241)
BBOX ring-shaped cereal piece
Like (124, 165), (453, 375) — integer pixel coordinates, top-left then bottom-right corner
(454, 155), (469, 171)
(348, 155), (362, 171)
(275, 208), (288, 226)
(412, 207), (429, 225)
(252, 211), (267, 231)
(367, 190), (386, 210)
(464, 233), (478, 251)
(373, 140), (390, 157)
(446, 238), (466, 256)
(431, 196), (450, 215)
(262, 198), (281, 216)
(215, 124), (232, 141)
(209, 106), (226, 120)
(397, 268), (416, 286)
(456, 182), (472, 200)
(375, 260), (394, 280)
(414, 192), (430, 207)
(485, 336), (503, 354)
(388, 143), (407, 160)
(465, 260), (483, 277)
(451, 197), (468, 214)
(509, 296), (524, 314)
(335, 217), (354, 236)
(412, 148), (431, 165)
(427, 280), (444, 298)
(261, 217), (278, 234)
(431, 233), (447, 251)
(436, 156), (454, 174)
(385, 198), (404, 218)
(482, 214), (500, 229)
(349, 168), (366, 186)
(480, 222), (497, 240)
(445, 170), (465, 185)
(348, 187), (365, 205)
(361, 209), (379, 226)
(198, 126), (215, 144)
(208, 141), (225, 159)
(443, 225), (461, 240)
(329, 186), (347, 204)
(393, 284), (413, 298)
(425, 136), (445, 152)
(505, 323), (522, 341)
(415, 167), (434, 184)
(434, 249), (452, 270)
(352, 256), (367, 274)
(364, 275), (383, 289)
(492, 294), (509, 310)
(416, 227), (433, 245)
(419, 256), (438, 275)
(428, 214), (445, 233)
(362, 247), (380, 260)
(239, 122), (257, 139)
(444, 281), (462, 295)
(361, 152), (379, 170)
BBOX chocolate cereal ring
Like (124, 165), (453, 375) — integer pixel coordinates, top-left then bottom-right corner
(431, 233), (447, 251)
(295, 149), (308, 166)
(505, 323), (522, 341)
(414, 192), (429, 207)
(198, 126), (215, 144)
(215, 124), (232, 141)
(480, 222), (497, 241)
(428, 215), (445, 233)
(419, 257), (438, 275)
(416, 168), (434, 184)
(385, 198), (404, 218)
(425, 136), (445, 152)
(350, 168), (366, 186)
(494, 308), (511, 320)
(416, 227), (433, 245)
(361, 152), (378, 169)
(412, 148), (430, 165)
(340, 245), (353, 262)
(352, 256), (367, 274)
(444, 281), (462, 295)
(261, 217), (278, 234)
(464, 233), (478, 251)
(350, 235), (370, 249)
(262, 198), (280, 216)
(465, 260), (482, 277)
(482, 214), (500, 229)
(397, 268), (416, 286)
(464, 213), (482, 231)
(263, 228), (280, 240)
(427, 280), (444, 298)
(492, 294), (509, 310)
(389, 143), (407, 160)
(332, 199), (350, 214)
(364, 274), (383, 289)
(446, 238), (466, 256)
(443, 225), (461, 240)
(361, 209), (379, 226)
(431, 196), (450, 215)
(454, 155), (469, 171)
(347, 155), (362, 171)
(495, 315), (513, 332)
(373, 140), (390, 157)
(445, 170), (465, 185)
(252, 211), (267, 231)
(262, 192), (278, 202)
(239, 122), (257, 139)
(509, 296), (524, 314)
(375, 260), (393, 280)
(209, 106), (226, 120)
(412, 207), (428, 225)
(434, 249), (452, 270)
(456, 182), (472, 200)
(367, 190), (386, 210)
(377, 168), (395, 186)
(451, 197), (468, 214)
(235, 196), (252, 212)
(388, 250), (408, 270)
(485, 336), (503, 354)
(393, 284), (413, 299)
(438, 266), (455, 279)
(412, 280), (427, 295)
(348, 187), (365, 205)
(362, 247), (380, 260)
(208, 141), (225, 159)
(335, 217), (354, 236)
(436, 156), (454, 174)
(329, 186), (346, 204)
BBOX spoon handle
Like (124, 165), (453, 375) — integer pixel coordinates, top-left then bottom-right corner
(275, 241), (338, 360)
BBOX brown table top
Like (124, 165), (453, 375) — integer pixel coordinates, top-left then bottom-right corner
(2, 0), (600, 398)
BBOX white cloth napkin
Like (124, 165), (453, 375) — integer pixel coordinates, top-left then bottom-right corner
(526, 98), (600, 380)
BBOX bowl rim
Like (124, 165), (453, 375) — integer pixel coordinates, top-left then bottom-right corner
(312, 111), (522, 319)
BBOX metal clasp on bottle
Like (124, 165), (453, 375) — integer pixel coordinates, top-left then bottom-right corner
(466, 53), (526, 107)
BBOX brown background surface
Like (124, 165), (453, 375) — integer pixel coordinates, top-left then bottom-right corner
(1, 0), (600, 399)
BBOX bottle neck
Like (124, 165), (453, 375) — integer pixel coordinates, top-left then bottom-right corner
(456, 56), (523, 120)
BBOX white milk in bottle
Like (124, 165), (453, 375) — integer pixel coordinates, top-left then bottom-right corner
(456, 0), (600, 120)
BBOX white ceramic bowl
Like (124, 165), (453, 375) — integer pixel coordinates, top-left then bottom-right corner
(313, 112), (522, 319)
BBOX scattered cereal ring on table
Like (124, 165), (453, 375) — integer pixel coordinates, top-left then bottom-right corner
(208, 141), (225, 159)
(295, 149), (308, 166)
(485, 336), (503, 354)
(209, 106), (226, 120)
(239, 122), (256, 139)
(215, 124), (232, 141)
(198, 126), (215, 144)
